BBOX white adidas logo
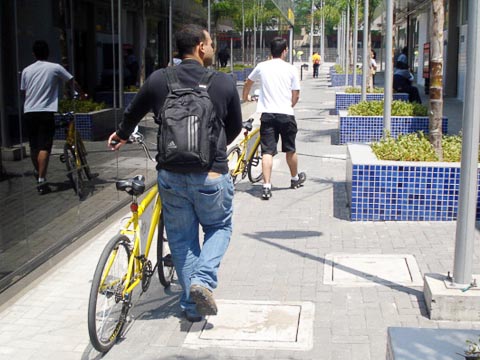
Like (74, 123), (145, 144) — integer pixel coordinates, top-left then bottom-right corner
(167, 141), (177, 149)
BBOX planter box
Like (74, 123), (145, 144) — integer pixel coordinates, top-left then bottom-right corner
(335, 92), (409, 114)
(232, 68), (253, 82)
(331, 73), (363, 87)
(338, 111), (448, 144)
(346, 143), (480, 221)
(95, 91), (137, 108)
(54, 108), (122, 141)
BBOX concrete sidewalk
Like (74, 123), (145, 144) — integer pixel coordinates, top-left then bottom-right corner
(1, 63), (480, 360)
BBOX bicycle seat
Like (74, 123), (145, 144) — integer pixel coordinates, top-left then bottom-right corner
(242, 118), (254, 131)
(116, 175), (146, 196)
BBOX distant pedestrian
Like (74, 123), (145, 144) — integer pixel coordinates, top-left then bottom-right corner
(20, 40), (76, 195)
(370, 49), (377, 86)
(125, 48), (139, 86)
(242, 37), (306, 200)
(312, 52), (321, 78)
(393, 61), (422, 104)
(218, 47), (230, 68)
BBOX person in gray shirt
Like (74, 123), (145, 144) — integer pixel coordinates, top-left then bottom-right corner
(21, 40), (74, 194)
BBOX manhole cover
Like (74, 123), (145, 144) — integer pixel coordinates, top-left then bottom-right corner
(184, 300), (314, 350)
(324, 254), (423, 286)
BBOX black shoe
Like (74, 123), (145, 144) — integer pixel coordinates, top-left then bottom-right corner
(291, 172), (306, 189)
(189, 284), (217, 316)
(37, 182), (52, 195)
(262, 187), (272, 200)
(183, 309), (203, 323)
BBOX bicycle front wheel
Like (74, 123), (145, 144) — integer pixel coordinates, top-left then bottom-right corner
(88, 234), (131, 353)
(227, 145), (242, 185)
(76, 135), (93, 180)
(247, 143), (263, 183)
(157, 213), (175, 287)
(64, 144), (85, 198)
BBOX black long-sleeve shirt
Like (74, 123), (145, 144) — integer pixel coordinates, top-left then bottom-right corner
(116, 59), (243, 174)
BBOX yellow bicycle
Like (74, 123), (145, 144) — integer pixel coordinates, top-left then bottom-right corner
(227, 118), (263, 185)
(87, 131), (174, 353)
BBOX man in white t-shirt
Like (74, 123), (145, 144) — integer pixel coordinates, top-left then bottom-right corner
(20, 40), (74, 195)
(242, 37), (306, 200)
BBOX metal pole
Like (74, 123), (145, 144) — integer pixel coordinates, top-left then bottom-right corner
(310, 0), (314, 63)
(242, 0), (245, 64)
(169, 0), (172, 65)
(345, 3), (350, 87)
(320, 0), (325, 61)
(383, 0), (393, 134)
(0, 0), (8, 148)
(253, 0), (257, 66)
(111, 0), (117, 109)
(361, 0), (368, 100)
(453, 0), (480, 287)
(289, 26), (294, 64)
(260, 0), (264, 61)
(118, 0), (124, 109)
(207, 0), (211, 35)
(230, 37), (234, 73)
(352, 0), (358, 87)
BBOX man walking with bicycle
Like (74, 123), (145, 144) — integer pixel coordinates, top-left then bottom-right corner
(109, 25), (242, 322)
(242, 37), (306, 200)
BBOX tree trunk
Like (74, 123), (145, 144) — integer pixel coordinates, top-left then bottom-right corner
(429, 0), (444, 160)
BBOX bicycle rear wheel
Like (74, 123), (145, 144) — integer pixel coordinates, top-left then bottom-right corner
(157, 213), (175, 287)
(64, 144), (85, 198)
(247, 143), (263, 183)
(88, 234), (131, 353)
(227, 145), (242, 185)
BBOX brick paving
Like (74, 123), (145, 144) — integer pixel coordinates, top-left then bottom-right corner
(0, 64), (479, 360)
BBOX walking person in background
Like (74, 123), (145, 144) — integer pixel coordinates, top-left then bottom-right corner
(242, 37), (306, 200)
(20, 40), (75, 195)
(370, 49), (377, 86)
(311, 51), (321, 78)
(218, 47), (230, 68)
(108, 25), (242, 322)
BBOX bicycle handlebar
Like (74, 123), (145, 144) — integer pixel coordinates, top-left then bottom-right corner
(110, 130), (155, 162)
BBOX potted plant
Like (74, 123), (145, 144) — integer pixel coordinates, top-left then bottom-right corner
(457, 336), (480, 359)
(55, 99), (120, 141)
(330, 65), (363, 87)
(338, 100), (448, 144)
(335, 87), (409, 114)
(346, 132), (479, 221)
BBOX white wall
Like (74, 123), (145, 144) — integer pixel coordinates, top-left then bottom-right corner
(416, 12), (428, 87)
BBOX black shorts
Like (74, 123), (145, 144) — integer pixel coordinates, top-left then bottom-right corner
(25, 112), (55, 152)
(260, 113), (297, 155)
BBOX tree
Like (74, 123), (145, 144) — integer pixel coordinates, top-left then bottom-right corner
(429, 0), (444, 159)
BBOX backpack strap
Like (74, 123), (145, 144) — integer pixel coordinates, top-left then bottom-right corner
(165, 67), (183, 92)
(197, 70), (216, 91)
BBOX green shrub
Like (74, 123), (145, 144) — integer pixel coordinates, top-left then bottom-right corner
(333, 64), (362, 74)
(371, 132), (478, 162)
(125, 85), (139, 92)
(59, 98), (107, 113)
(217, 64), (253, 73)
(347, 100), (428, 116)
(345, 87), (384, 93)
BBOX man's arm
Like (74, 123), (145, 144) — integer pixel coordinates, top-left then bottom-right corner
(242, 79), (254, 102)
(225, 80), (243, 145)
(291, 90), (300, 108)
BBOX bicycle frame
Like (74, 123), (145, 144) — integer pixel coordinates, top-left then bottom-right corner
(231, 127), (261, 177)
(101, 185), (162, 298)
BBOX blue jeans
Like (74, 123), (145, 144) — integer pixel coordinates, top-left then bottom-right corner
(157, 170), (234, 312)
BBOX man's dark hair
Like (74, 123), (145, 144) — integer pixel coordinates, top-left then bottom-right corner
(32, 40), (49, 60)
(270, 37), (287, 58)
(402, 46), (408, 55)
(175, 24), (207, 59)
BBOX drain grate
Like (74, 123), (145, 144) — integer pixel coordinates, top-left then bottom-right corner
(183, 300), (314, 350)
(323, 253), (423, 287)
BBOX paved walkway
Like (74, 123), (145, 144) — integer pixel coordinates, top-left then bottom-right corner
(1, 63), (479, 360)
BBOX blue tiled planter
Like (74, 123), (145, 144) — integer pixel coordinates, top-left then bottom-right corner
(232, 68), (253, 82)
(346, 144), (479, 221)
(335, 92), (409, 114)
(331, 73), (363, 87)
(54, 108), (122, 141)
(338, 111), (448, 144)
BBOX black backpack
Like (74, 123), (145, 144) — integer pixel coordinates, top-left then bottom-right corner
(157, 67), (222, 172)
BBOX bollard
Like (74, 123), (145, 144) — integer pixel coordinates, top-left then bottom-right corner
(300, 63), (309, 81)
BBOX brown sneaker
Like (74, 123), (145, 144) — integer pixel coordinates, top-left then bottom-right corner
(189, 284), (217, 315)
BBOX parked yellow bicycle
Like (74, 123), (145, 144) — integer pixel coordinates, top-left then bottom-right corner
(227, 118), (263, 185)
(87, 131), (174, 353)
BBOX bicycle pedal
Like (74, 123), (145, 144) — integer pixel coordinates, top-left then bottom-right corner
(163, 254), (174, 267)
(250, 157), (260, 166)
